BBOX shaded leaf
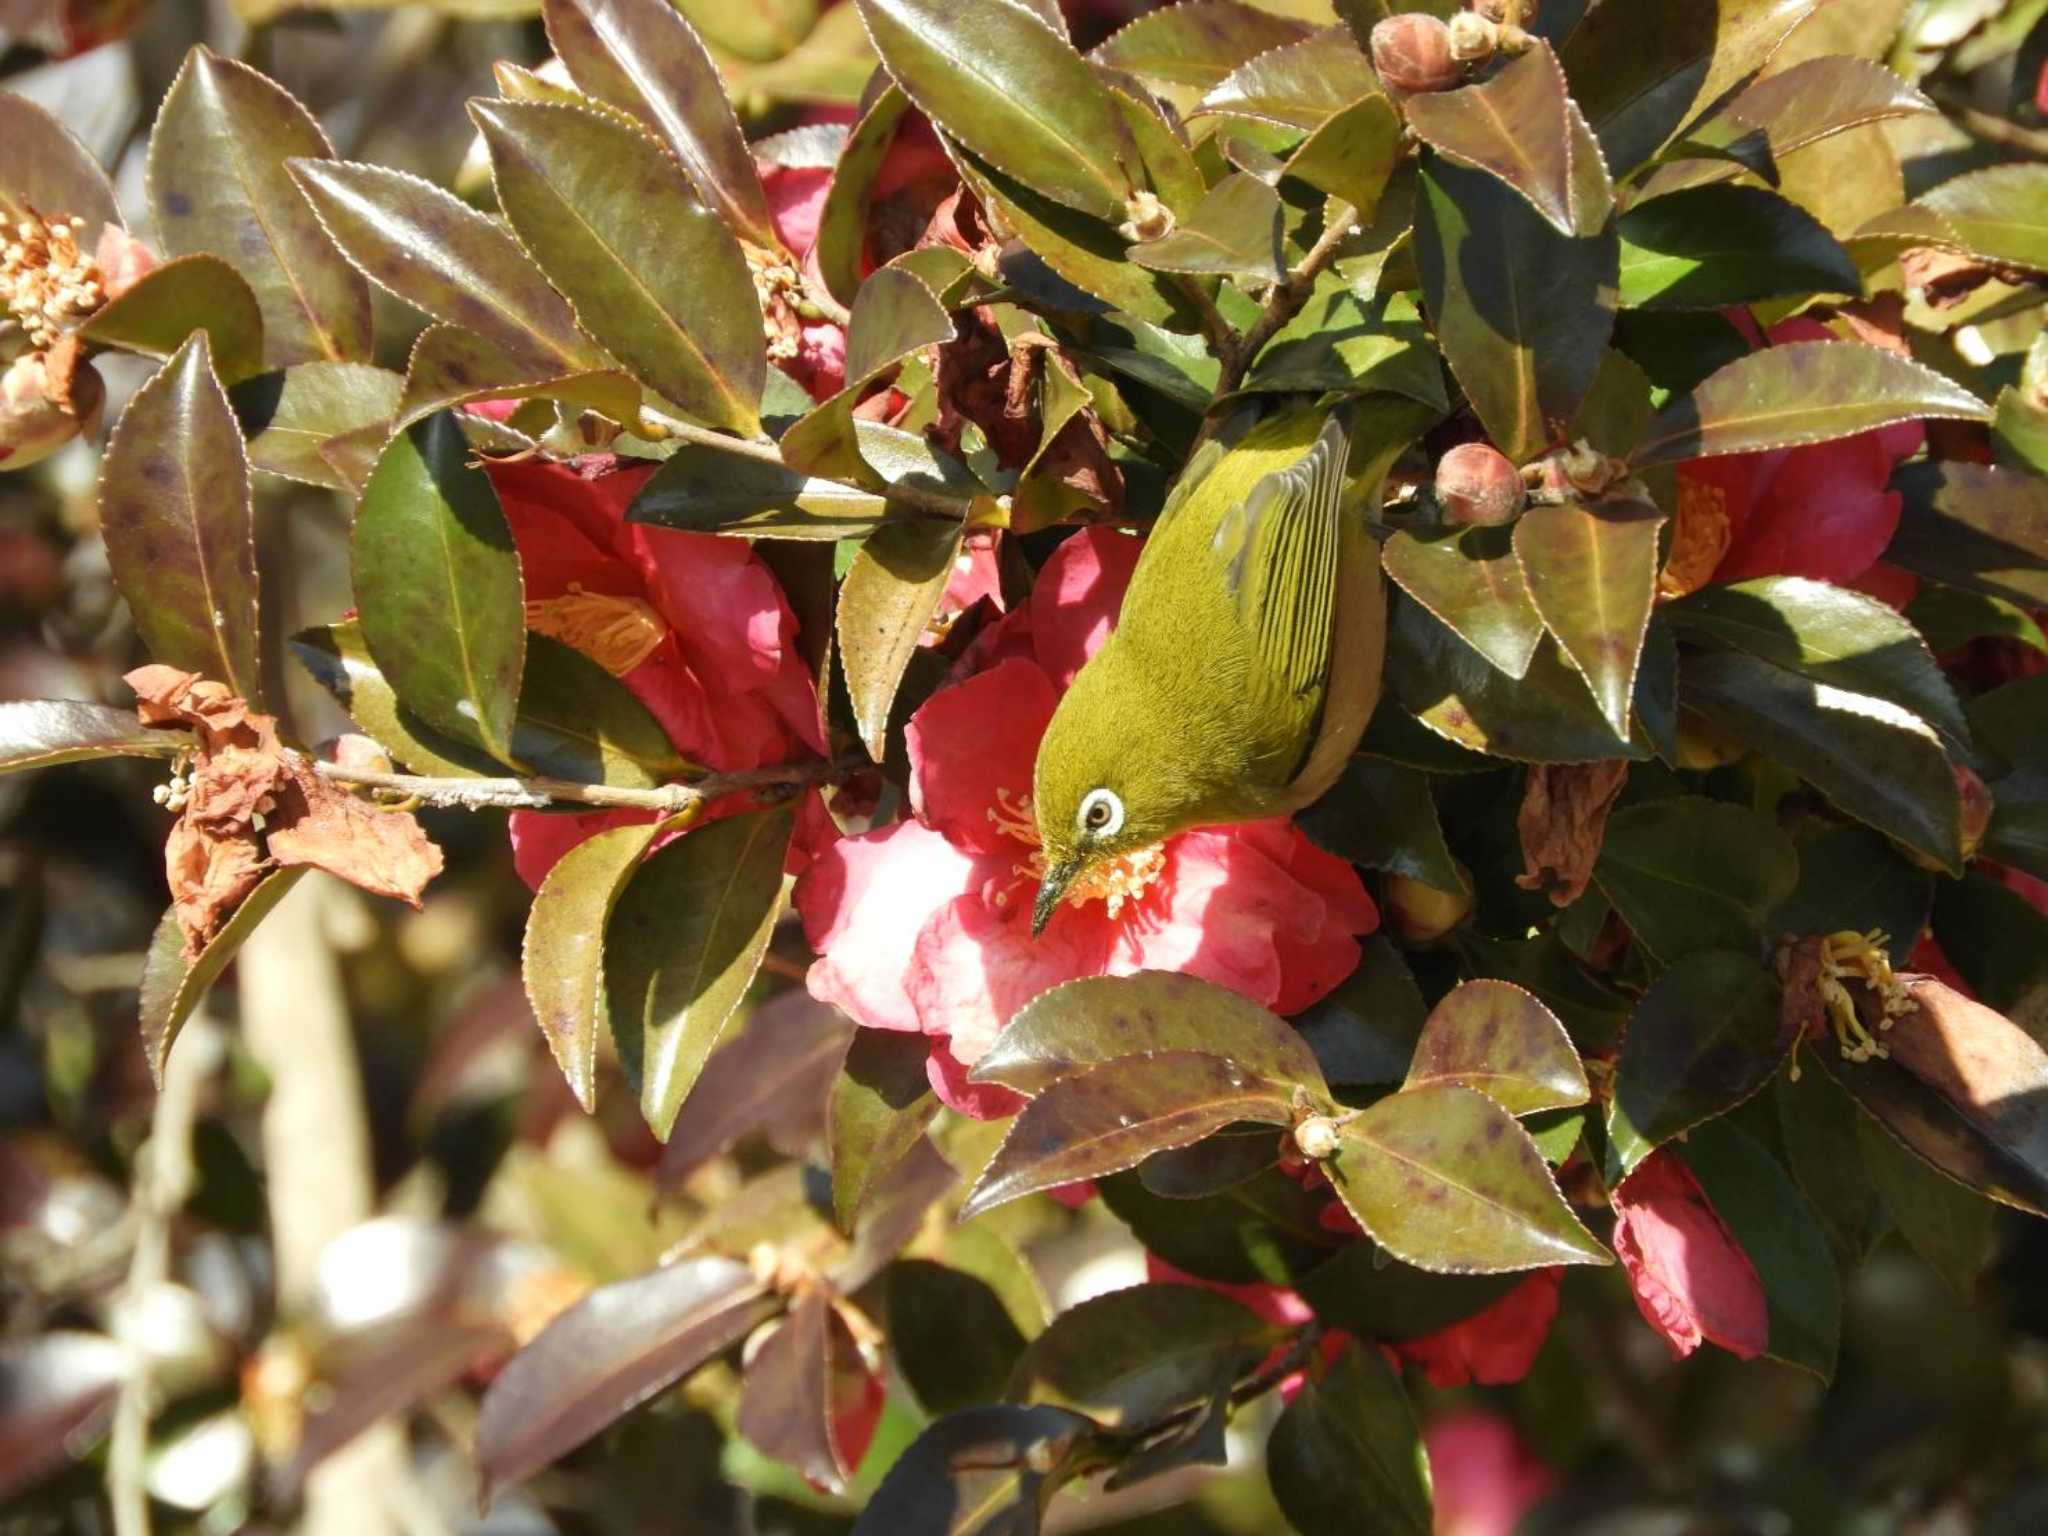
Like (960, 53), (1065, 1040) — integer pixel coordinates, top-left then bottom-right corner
(1298, 754), (1463, 894)
(1774, 1064), (1884, 1260)
(1771, 825), (1931, 971)
(1099, 1167), (1339, 1288)
(1858, 1113), (1995, 1297)
(662, 993), (854, 1191)
(736, 1288), (874, 1493)
(1129, 173), (1284, 285)
(1632, 342), (1989, 466)
(1090, 2), (1313, 89)
(1325, 1083), (1611, 1273)
(0, 94), (121, 232)
(394, 323), (641, 436)
(1917, 163), (2048, 273)
(629, 440), (895, 540)
(1139, 1128), (1281, 1198)
(1195, 29), (1379, 133)
(1382, 525), (1544, 681)
(1617, 185), (1861, 309)
(1267, 1341), (1431, 1536)
(1514, 498), (1663, 738)
(1293, 1240), (1520, 1343)
(831, 1027), (942, 1230)
(0, 699), (184, 775)
(352, 412), (525, 763)
(98, 333), (262, 704)
(1404, 978), (1589, 1116)
(1293, 936), (1429, 1089)
(837, 517), (966, 760)
(148, 47), (372, 367)
(1930, 878), (2048, 1067)
(234, 363), (402, 489)
(1284, 93), (1403, 221)
(1405, 42), (1586, 236)
(854, 1404), (1092, 1536)
(845, 266), (955, 387)
(606, 807), (796, 1139)
(1595, 796), (1799, 962)
(1652, 56), (1935, 191)
(888, 1261), (1030, 1418)
(138, 869), (303, 1085)
(1888, 460), (2048, 609)
(79, 254), (266, 386)
(0, 1333), (130, 1504)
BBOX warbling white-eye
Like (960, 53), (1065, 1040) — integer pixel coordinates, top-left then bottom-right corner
(1029, 396), (1406, 934)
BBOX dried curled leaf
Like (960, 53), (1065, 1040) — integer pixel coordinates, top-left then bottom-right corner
(1515, 759), (1629, 908)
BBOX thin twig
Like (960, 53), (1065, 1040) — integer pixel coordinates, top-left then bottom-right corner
(1176, 275), (1242, 371)
(306, 752), (857, 814)
(802, 276), (853, 329)
(1213, 214), (1359, 397)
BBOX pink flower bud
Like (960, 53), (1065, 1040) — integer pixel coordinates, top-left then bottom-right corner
(0, 351), (101, 471)
(1370, 14), (1463, 94)
(1435, 442), (1525, 526)
(93, 225), (158, 305)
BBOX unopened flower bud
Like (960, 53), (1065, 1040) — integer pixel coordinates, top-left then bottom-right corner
(92, 225), (157, 304)
(1435, 441), (1525, 525)
(1448, 11), (1499, 63)
(0, 350), (101, 470)
(1473, 0), (1537, 24)
(1371, 14), (1463, 94)
(1294, 1114), (1342, 1161)
(1119, 189), (1175, 244)
(1385, 871), (1475, 946)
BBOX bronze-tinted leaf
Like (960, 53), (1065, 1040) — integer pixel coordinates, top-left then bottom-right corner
(234, 362), (402, 489)
(0, 699), (184, 776)
(1382, 524), (1544, 681)
(471, 98), (764, 435)
(393, 323), (641, 436)
(1325, 1083), (1610, 1273)
(148, 47), (372, 366)
(837, 516), (965, 760)
(0, 92), (121, 232)
(1513, 498), (1663, 738)
(971, 970), (1329, 1099)
(1403, 978), (1589, 1116)
(138, 869), (303, 1084)
(1594, 796), (1799, 962)
(1917, 163), (2048, 273)
(98, 333), (263, 704)
(605, 806), (796, 1139)
(475, 1256), (776, 1499)
(1091, 1), (1313, 89)
(831, 1027), (942, 1230)
(79, 254), (266, 386)
(1405, 43), (1587, 236)
(1267, 1341), (1431, 1536)
(1888, 461), (2048, 609)
(736, 1288), (875, 1493)
(1194, 28), (1379, 133)
(962, 1051), (1295, 1220)
(351, 412), (526, 763)
(660, 993), (853, 1190)
(844, 266), (955, 386)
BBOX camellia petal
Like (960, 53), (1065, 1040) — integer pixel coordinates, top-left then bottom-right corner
(1393, 1269), (1561, 1389)
(1610, 1149), (1769, 1361)
(907, 659), (1059, 856)
(1027, 526), (1144, 687)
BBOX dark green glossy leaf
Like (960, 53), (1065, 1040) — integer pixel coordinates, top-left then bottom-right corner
(888, 1261), (1029, 1418)
(1294, 1241), (1520, 1344)
(854, 1404), (1092, 1536)
(1971, 673), (2048, 775)
(962, 1052), (1295, 1220)
(1293, 936), (1429, 1090)
(1454, 930), (1631, 1052)
(1595, 797), (1798, 962)
(1325, 1083), (1611, 1273)
(1129, 172), (1284, 284)
(1904, 584), (2047, 658)
(139, 869), (303, 1085)
(1099, 1167), (1339, 1287)
(1888, 461), (2048, 609)
(0, 699), (184, 775)
(1405, 978), (1589, 1116)
(859, 0), (1139, 221)
(1570, 348), (1655, 457)
(1607, 949), (1790, 1176)
(1090, 1), (1312, 88)
(1678, 650), (1962, 875)
(98, 333), (263, 703)
(1283, 93), (1403, 221)
(473, 99), (763, 435)
(736, 1287), (873, 1493)
(1299, 755), (1463, 893)
(831, 1027), (941, 1230)
(352, 412), (525, 762)
(1917, 163), (2048, 273)
(605, 806), (796, 1140)
(1985, 766), (2048, 882)
(0, 91), (121, 232)
(1382, 525), (1544, 681)
(291, 621), (491, 778)
(148, 47), (372, 366)
(1771, 825), (1930, 969)
(837, 517), (966, 760)
(79, 254), (266, 386)
(845, 267), (955, 385)
(235, 363), (402, 489)
(1405, 43), (1586, 236)
(289, 158), (601, 370)
(1617, 185), (1861, 309)
(1774, 1065), (1883, 1260)
(1931, 873), (2048, 1040)
(972, 970), (1329, 1099)
(1138, 1128), (1281, 1198)
(628, 442), (895, 540)
(542, 0), (778, 248)
(1669, 576), (1970, 751)
(1859, 1112), (1995, 1297)
(523, 821), (664, 1113)
(1268, 1342), (1431, 1536)
(1632, 342), (1990, 467)
(1240, 286), (1447, 408)
(1514, 498), (1663, 738)
(1195, 29), (1378, 133)
(394, 323), (641, 436)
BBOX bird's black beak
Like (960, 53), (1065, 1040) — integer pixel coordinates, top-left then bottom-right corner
(1032, 859), (1080, 938)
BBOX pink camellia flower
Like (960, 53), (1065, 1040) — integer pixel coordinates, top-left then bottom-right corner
(1664, 318), (1925, 598)
(793, 526), (1378, 1115)
(484, 455), (824, 888)
(1426, 1411), (1556, 1536)
(1609, 1149), (1769, 1361)
(1393, 1268), (1562, 1389)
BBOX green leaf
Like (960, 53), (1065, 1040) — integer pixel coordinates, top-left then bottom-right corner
(962, 1052), (1295, 1220)
(815, 86), (913, 306)
(1570, 348), (1656, 457)
(542, 0), (778, 249)
(1325, 1083), (1611, 1273)
(1931, 873), (2048, 1040)
(888, 1261), (1030, 1418)
(1099, 1167), (1338, 1288)
(1414, 127), (1618, 463)
(1293, 936), (1429, 1090)
(148, 47), (372, 367)
(1858, 1113), (1996, 1297)
(1129, 172), (1284, 284)
(1770, 825), (1931, 969)
(1617, 185), (1861, 309)
(830, 1028), (942, 1230)
(854, 1404), (1091, 1536)
(1669, 576), (1970, 751)
(394, 323), (641, 436)
(523, 821), (665, 1112)
(628, 443), (895, 540)
(1240, 286), (1447, 408)
(1774, 1065), (1883, 1260)
(473, 99), (763, 435)
(1676, 1117), (1840, 1381)
(845, 266), (956, 386)
(289, 158), (602, 371)
(1607, 949), (1790, 1177)
(234, 363), (403, 489)
(1905, 583), (2048, 657)
(836, 517), (966, 761)
(1678, 650), (1962, 875)
(1293, 1241), (1520, 1343)
(352, 412), (526, 763)
(1513, 498), (1664, 738)
(858, 0), (1140, 221)
(605, 807), (795, 1139)
(1298, 755), (1464, 894)
(1594, 797), (1799, 962)
(1985, 767), (2048, 882)
(1970, 673), (2048, 775)
(98, 333), (263, 704)
(1283, 93), (1403, 222)
(139, 869), (304, 1085)
(971, 970), (1329, 1099)
(1382, 525), (1544, 681)
(0, 92), (118, 233)
(78, 254), (267, 387)
(1994, 383), (2048, 478)
(1404, 978), (1590, 1116)
(1268, 1342), (1432, 1536)
(1888, 461), (2048, 609)
(291, 621), (491, 777)
(1917, 163), (2048, 273)
(1090, 1), (1312, 89)
(1194, 29), (1379, 133)
(0, 700), (186, 776)
(1405, 43), (1589, 236)
(1631, 341), (1990, 466)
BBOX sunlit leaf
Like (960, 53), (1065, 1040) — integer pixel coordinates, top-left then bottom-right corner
(0, 699), (184, 776)
(139, 869), (303, 1084)
(1617, 185), (1861, 309)
(1194, 28), (1379, 133)
(1513, 498), (1663, 738)
(1129, 172), (1284, 285)
(1090, 1), (1312, 89)
(831, 1027), (942, 1230)
(736, 1288), (875, 1493)
(1404, 978), (1589, 1116)
(79, 254), (267, 386)
(1917, 163), (2048, 273)
(1382, 525), (1544, 681)
(837, 517), (966, 760)
(1405, 43), (1587, 235)
(234, 363), (402, 489)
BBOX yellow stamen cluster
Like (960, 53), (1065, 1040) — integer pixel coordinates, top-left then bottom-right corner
(524, 584), (667, 677)
(1786, 929), (1916, 1067)
(1659, 476), (1731, 599)
(985, 786), (1165, 920)
(745, 243), (807, 365)
(2, 212), (104, 351)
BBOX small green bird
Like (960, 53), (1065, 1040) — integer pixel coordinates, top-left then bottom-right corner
(1030, 398), (1395, 935)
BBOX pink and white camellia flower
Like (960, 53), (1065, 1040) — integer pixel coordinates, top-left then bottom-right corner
(793, 527), (1379, 1116)
(1609, 1148), (1769, 1362)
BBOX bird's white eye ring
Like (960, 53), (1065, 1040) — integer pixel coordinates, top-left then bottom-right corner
(1078, 787), (1124, 837)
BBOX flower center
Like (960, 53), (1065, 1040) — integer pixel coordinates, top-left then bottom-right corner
(983, 786), (1165, 920)
(1659, 476), (1731, 599)
(745, 243), (806, 365)
(1786, 928), (1916, 1072)
(2, 211), (104, 351)
(524, 584), (667, 676)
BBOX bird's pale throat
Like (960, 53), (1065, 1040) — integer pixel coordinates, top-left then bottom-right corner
(986, 787), (1164, 919)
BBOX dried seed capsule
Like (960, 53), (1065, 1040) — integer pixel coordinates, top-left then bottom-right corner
(1370, 14), (1463, 94)
(1435, 441), (1526, 526)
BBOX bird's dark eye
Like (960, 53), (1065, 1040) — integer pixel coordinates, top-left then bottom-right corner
(1078, 788), (1124, 837)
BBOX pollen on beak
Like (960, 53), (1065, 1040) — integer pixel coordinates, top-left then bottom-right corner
(1031, 860), (1079, 938)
